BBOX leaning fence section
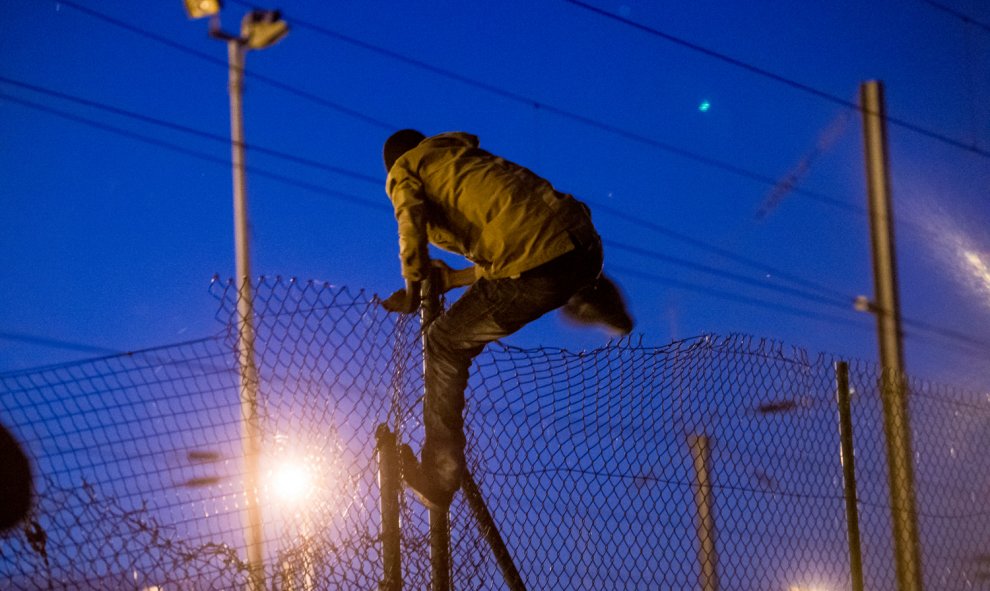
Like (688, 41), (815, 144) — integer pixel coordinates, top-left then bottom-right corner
(1, 277), (988, 590)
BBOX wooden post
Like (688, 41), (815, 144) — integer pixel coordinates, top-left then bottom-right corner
(462, 470), (527, 590)
(860, 80), (923, 591)
(836, 362), (865, 591)
(376, 425), (402, 591)
(688, 434), (718, 591)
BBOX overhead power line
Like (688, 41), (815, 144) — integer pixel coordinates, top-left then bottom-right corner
(4, 90), (871, 338)
(613, 264), (990, 361)
(0, 73), (854, 303)
(605, 239), (852, 310)
(0, 91), (389, 213)
(0, 74), (882, 315)
(921, 0), (990, 33)
(6, 84), (988, 358)
(1, 83), (855, 317)
(564, 0), (990, 160)
(0, 331), (119, 355)
(0, 76), (382, 187)
(588, 199), (853, 303)
(610, 264), (869, 331)
(55, 0), (396, 130)
(0, 334), (231, 379)
(52, 0), (863, 218)
(232, 0), (862, 217)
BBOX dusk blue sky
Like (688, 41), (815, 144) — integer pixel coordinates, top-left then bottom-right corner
(2, 0), (989, 388)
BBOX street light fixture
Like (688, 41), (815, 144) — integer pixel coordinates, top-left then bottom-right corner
(241, 9), (289, 49)
(183, 0), (220, 19)
(185, 4), (288, 591)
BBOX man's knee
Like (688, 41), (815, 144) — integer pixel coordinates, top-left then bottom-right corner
(424, 321), (454, 360)
(425, 318), (487, 362)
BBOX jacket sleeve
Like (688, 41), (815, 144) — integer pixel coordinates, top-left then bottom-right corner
(387, 169), (430, 282)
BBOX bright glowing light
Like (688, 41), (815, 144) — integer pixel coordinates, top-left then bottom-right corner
(183, 0), (220, 19)
(911, 201), (990, 309)
(963, 250), (990, 293)
(698, 100), (712, 112)
(272, 460), (313, 504)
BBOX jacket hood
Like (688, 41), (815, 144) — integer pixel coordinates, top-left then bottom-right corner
(422, 132), (479, 149)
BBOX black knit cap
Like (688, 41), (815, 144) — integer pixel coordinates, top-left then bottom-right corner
(383, 129), (426, 173)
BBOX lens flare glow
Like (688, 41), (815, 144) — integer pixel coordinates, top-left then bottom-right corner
(911, 201), (990, 309)
(272, 461), (313, 504)
(963, 250), (990, 294)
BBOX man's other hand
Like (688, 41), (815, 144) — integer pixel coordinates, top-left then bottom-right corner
(381, 282), (421, 314)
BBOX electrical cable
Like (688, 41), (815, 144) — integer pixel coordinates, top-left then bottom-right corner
(920, 0), (990, 33)
(5, 88), (988, 358)
(4, 87), (867, 335)
(564, 0), (990, 160)
(3, 89), (855, 329)
(0, 332), (119, 355)
(53, 0), (987, 235)
(604, 239), (852, 309)
(0, 91), (389, 214)
(0, 74), (853, 302)
(4, 74), (928, 331)
(0, 334), (229, 379)
(0, 75), (381, 186)
(56, 0), (864, 217)
(609, 263), (870, 331)
(230, 0), (864, 217)
(588, 199), (853, 302)
(612, 264), (990, 361)
(54, 0), (396, 131)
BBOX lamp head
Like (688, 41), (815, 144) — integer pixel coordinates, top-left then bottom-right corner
(242, 9), (289, 49)
(183, 0), (221, 19)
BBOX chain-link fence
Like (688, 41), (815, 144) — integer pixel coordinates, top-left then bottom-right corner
(1, 277), (988, 590)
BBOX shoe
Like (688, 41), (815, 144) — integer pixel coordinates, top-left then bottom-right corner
(562, 274), (634, 335)
(398, 444), (456, 511)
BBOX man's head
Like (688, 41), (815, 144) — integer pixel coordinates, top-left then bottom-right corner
(383, 129), (426, 173)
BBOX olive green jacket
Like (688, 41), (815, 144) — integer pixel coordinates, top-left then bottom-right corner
(386, 132), (597, 282)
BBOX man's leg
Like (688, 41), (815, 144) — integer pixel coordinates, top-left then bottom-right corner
(410, 247), (602, 506)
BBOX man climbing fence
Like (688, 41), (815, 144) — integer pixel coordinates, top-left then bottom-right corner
(380, 129), (634, 509)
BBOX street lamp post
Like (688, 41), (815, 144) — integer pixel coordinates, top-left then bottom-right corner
(183, 3), (288, 590)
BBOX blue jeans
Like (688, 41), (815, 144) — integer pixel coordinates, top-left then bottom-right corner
(421, 240), (606, 489)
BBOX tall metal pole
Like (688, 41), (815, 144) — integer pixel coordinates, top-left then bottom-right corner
(860, 80), (923, 591)
(228, 38), (266, 591)
(836, 362), (865, 591)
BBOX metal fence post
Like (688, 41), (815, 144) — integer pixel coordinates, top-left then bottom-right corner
(688, 434), (719, 591)
(462, 470), (527, 591)
(836, 362), (865, 591)
(420, 270), (451, 591)
(376, 425), (402, 591)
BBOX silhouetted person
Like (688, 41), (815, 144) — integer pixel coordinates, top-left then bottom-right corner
(0, 421), (32, 532)
(381, 130), (632, 508)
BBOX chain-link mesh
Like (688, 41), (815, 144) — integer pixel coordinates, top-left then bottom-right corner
(1, 277), (988, 590)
